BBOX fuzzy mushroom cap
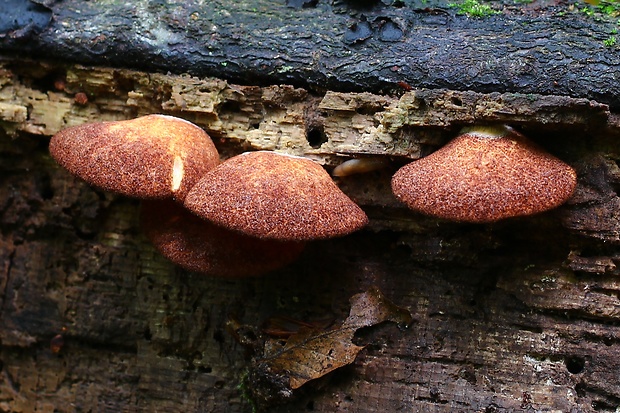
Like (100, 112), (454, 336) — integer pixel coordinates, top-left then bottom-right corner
(391, 125), (577, 223)
(141, 200), (305, 277)
(49, 114), (219, 201)
(184, 151), (369, 240)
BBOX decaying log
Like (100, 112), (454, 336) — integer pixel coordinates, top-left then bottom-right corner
(2, 0), (620, 411)
(1, 57), (620, 412)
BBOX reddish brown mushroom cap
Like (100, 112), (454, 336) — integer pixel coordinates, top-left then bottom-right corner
(141, 200), (305, 277)
(49, 114), (219, 201)
(391, 125), (577, 223)
(184, 151), (369, 241)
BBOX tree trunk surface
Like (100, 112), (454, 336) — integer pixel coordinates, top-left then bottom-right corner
(1, 1), (620, 412)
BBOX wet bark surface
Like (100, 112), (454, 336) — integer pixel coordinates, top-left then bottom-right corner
(1, 0), (619, 107)
(1, 0), (620, 411)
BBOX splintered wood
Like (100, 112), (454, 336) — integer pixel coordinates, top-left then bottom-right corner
(0, 60), (613, 167)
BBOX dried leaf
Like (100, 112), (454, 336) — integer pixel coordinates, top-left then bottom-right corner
(253, 287), (412, 392)
(343, 286), (413, 330)
(261, 316), (333, 339)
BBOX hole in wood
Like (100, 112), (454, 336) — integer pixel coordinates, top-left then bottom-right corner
(565, 356), (585, 374)
(306, 127), (327, 148)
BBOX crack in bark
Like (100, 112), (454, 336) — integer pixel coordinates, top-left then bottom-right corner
(0, 243), (15, 321)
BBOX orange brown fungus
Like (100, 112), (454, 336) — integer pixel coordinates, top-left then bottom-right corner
(184, 151), (368, 241)
(141, 200), (305, 277)
(391, 125), (577, 223)
(49, 114), (219, 201)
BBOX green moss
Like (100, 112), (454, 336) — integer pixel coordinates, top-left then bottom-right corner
(579, 0), (620, 18)
(449, 0), (501, 18)
(580, 5), (596, 17)
(237, 370), (259, 413)
(603, 25), (619, 47)
(574, 1), (620, 47)
(596, 0), (620, 16)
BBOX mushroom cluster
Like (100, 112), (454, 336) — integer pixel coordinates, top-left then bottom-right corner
(51, 117), (575, 274)
(391, 125), (577, 223)
(49, 115), (368, 277)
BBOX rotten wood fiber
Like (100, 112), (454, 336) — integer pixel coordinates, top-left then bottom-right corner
(0, 59), (614, 159)
(1, 0), (619, 109)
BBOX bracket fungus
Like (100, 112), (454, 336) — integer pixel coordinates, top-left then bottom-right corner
(184, 151), (368, 241)
(141, 200), (305, 277)
(391, 125), (577, 223)
(49, 114), (219, 201)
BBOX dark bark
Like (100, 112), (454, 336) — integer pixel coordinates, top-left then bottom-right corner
(1, 0), (620, 108)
